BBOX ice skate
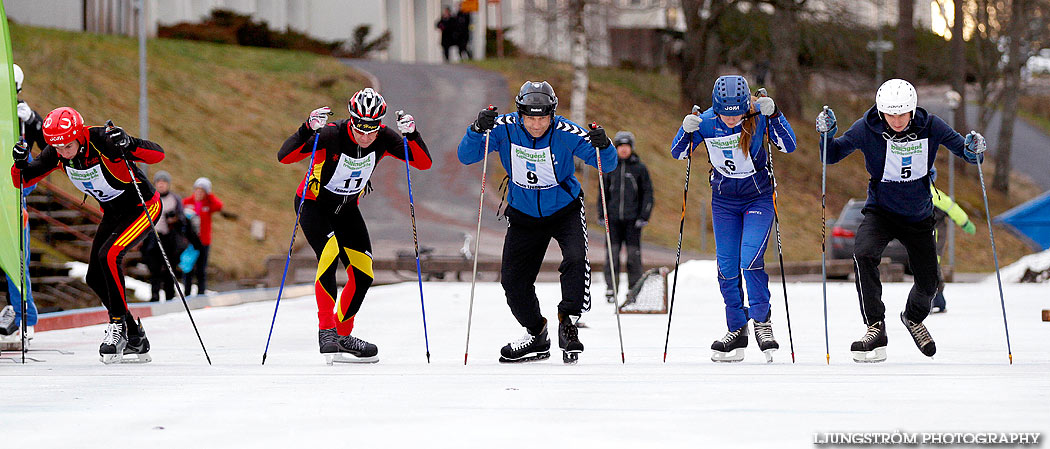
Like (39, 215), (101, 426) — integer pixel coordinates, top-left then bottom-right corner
(753, 319), (779, 363)
(558, 314), (584, 365)
(499, 324), (551, 363)
(0, 305), (16, 336)
(0, 325), (34, 351)
(325, 334), (379, 365)
(99, 317), (151, 364)
(901, 312), (936, 357)
(851, 321), (888, 363)
(318, 328), (339, 358)
(930, 292), (947, 314)
(122, 318), (152, 364)
(711, 326), (748, 362)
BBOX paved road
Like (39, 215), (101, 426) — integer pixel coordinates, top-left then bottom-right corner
(342, 59), (510, 263)
(338, 59), (699, 286)
(923, 98), (1050, 190)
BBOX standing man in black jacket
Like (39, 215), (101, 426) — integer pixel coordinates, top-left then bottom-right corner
(599, 131), (653, 302)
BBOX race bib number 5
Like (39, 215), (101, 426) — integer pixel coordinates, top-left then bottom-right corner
(882, 138), (929, 182)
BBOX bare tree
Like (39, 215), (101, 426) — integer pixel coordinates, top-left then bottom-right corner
(992, 0), (1050, 192)
(896, 0), (917, 80)
(949, 0), (967, 130)
(680, 0), (740, 106)
(766, 0), (806, 118)
(569, 0), (588, 125)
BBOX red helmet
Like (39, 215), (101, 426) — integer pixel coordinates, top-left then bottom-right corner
(347, 88), (387, 134)
(42, 107), (85, 146)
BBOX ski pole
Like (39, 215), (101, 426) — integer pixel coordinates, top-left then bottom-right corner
(819, 106), (830, 365)
(972, 133), (1013, 364)
(398, 111), (431, 364)
(663, 105), (700, 363)
(757, 89), (795, 363)
(590, 122), (626, 364)
(464, 105), (496, 365)
(262, 128), (320, 365)
(105, 120), (211, 365)
(17, 145), (27, 363)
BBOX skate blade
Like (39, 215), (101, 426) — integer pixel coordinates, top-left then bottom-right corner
(99, 353), (151, 364)
(711, 348), (745, 363)
(324, 353), (379, 364)
(499, 351), (551, 364)
(763, 349), (776, 364)
(851, 347), (887, 363)
(562, 350), (581, 365)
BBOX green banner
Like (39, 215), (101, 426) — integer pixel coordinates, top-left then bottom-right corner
(0, 0), (25, 296)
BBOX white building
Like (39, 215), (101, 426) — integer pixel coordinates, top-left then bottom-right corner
(5, 0), (479, 63)
(5, 0), (937, 67)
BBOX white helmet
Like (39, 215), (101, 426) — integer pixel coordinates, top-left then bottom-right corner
(876, 79), (917, 116)
(13, 63), (23, 93)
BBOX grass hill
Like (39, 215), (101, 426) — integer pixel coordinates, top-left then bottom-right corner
(472, 58), (1041, 272)
(10, 22), (1039, 277)
(12, 23), (369, 278)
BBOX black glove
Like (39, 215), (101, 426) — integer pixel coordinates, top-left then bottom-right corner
(12, 140), (28, 170)
(471, 106), (498, 133)
(587, 123), (610, 149)
(104, 122), (132, 154)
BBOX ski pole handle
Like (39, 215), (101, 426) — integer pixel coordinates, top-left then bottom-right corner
(692, 105), (701, 115)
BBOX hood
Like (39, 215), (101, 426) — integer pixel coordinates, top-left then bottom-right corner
(863, 104), (932, 137)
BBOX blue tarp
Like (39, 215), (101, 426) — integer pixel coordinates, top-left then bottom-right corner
(995, 190), (1050, 250)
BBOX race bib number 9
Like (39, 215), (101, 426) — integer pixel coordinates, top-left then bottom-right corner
(705, 134), (756, 179)
(511, 143), (557, 190)
(882, 138), (929, 182)
(324, 152), (376, 195)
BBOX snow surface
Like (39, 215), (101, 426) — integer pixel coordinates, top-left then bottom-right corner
(993, 248), (1050, 283)
(4, 260), (1048, 448)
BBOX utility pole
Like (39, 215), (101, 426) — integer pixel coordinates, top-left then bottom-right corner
(945, 90), (961, 272)
(136, 0), (148, 139)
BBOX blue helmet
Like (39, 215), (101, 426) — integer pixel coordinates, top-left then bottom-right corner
(712, 75), (751, 117)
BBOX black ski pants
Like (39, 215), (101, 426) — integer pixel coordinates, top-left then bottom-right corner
(603, 219), (643, 292)
(852, 210), (940, 325)
(501, 195), (590, 335)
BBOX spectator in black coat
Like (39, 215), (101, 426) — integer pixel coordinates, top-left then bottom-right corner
(598, 131), (653, 302)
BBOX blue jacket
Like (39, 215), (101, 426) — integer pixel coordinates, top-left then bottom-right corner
(820, 105), (975, 222)
(458, 113), (618, 218)
(670, 108), (796, 200)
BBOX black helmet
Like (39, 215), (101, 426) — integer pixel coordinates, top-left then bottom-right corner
(515, 81), (558, 117)
(613, 131), (635, 148)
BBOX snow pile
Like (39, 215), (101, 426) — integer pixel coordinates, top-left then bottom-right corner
(989, 248), (1050, 283)
(64, 261), (152, 301)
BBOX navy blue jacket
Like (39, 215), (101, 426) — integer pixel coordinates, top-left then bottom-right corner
(458, 113), (617, 218)
(670, 108), (796, 200)
(820, 105), (976, 222)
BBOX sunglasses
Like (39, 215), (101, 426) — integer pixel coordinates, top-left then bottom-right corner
(351, 118), (381, 134)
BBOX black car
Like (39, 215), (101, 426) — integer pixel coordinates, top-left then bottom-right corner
(829, 199), (909, 266)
